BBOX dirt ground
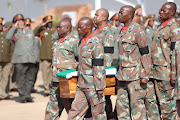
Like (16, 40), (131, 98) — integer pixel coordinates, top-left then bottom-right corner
(0, 70), (180, 120)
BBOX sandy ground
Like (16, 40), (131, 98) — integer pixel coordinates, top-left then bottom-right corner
(0, 70), (180, 120)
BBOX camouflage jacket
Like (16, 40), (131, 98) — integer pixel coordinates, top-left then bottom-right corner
(175, 40), (180, 99)
(151, 18), (180, 81)
(116, 21), (151, 81)
(52, 33), (78, 82)
(77, 36), (106, 91)
(93, 25), (114, 67)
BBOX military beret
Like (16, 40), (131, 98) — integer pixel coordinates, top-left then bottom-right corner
(43, 15), (53, 22)
(24, 18), (32, 25)
(135, 5), (142, 10)
(12, 14), (24, 23)
(4, 22), (13, 28)
(0, 17), (4, 25)
(146, 14), (155, 19)
(110, 13), (119, 20)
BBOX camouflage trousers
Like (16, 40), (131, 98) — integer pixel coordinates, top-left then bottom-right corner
(145, 79), (160, 120)
(176, 77), (180, 100)
(154, 79), (176, 120)
(68, 87), (107, 120)
(45, 81), (73, 120)
(116, 80), (149, 120)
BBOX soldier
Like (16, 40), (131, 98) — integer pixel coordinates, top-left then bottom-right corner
(116, 6), (152, 119)
(175, 39), (180, 119)
(68, 17), (106, 120)
(144, 14), (155, 48)
(34, 15), (55, 96)
(24, 18), (32, 30)
(93, 8), (115, 120)
(0, 17), (12, 100)
(151, 2), (180, 119)
(45, 19), (78, 120)
(6, 14), (37, 103)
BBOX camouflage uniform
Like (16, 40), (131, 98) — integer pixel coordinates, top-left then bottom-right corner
(116, 21), (152, 120)
(68, 36), (107, 120)
(93, 25), (114, 67)
(45, 33), (78, 120)
(93, 25), (114, 119)
(176, 40), (180, 100)
(151, 18), (180, 119)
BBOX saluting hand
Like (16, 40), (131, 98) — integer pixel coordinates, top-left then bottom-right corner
(41, 21), (49, 26)
(170, 79), (176, 87)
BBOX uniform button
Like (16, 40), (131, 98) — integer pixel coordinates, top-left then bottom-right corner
(1, 32), (3, 35)
(2, 45), (4, 47)
(1, 37), (3, 39)
(1, 50), (3, 52)
(2, 41), (4, 43)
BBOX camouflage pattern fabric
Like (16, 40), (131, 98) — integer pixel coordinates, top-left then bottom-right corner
(175, 40), (180, 100)
(93, 25), (114, 67)
(68, 88), (106, 120)
(45, 33), (78, 119)
(51, 33), (78, 82)
(150, 18), (180, 119)
(45, 81), (73, 120)
(150, 18), (180, 81)
(77, 36), (106, 90)
(116, 21), (153, 119)
(154, 80), (176, 120)
(68, 36), (106, 119)
(116, 80), (147, 120)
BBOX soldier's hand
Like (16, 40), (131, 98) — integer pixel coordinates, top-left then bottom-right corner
(170, 79), (176, 87)
(41, 21), (49, 26)
(144, 18), (149, 27)
(97, 90), (104, 99)
(140, 78), (148, 84)
(14, 21), (19, 28)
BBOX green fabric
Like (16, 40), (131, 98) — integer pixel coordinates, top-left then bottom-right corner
(105, 66), (117, 69)
(56, 69), (77, 78)
(56, 67), (117, 78)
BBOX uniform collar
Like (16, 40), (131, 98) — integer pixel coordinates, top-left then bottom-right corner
(95, 24), (108, 33)
(159, 18), (175, 29)
(80, 32), (94, 46)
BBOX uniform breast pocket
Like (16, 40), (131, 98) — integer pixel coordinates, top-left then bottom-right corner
(159, 28), (171, 41)
(122, 41), (137, 53)
(82, 50), (92, 69)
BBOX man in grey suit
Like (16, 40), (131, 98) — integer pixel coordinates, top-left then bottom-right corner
(6, 14), (37, 103)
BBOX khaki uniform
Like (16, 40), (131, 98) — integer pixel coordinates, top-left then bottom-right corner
(34, 25), (55, 94)
(45, 33), (78, 120)
(0, 31), (12, 99)
(176, 40), (180, 100)
(68, 36), (107, 120)
(116, 22), (153, 120)
(151, 18), (180, 119)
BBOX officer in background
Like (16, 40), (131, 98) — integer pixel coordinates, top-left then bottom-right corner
(34, 15), (55, 96)
(25, 18), (39, 93)
(3, 21), (15, 92)
(6, 14), (37, 103)
(144, 14), (155, 48)
(0, 17), (12, 100)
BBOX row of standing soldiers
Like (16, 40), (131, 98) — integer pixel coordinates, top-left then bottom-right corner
(0, 1), (180, 120)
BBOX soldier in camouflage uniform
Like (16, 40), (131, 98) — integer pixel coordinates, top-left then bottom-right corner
(93, 8), (114, 120)
(151, 2), (180, 119)
(68, 17), (107, 120)
(34, 15), (55, 96)
(116, 6), (153, 120)
(45, 19), (78, 120)
(0, 17), (12, 100)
